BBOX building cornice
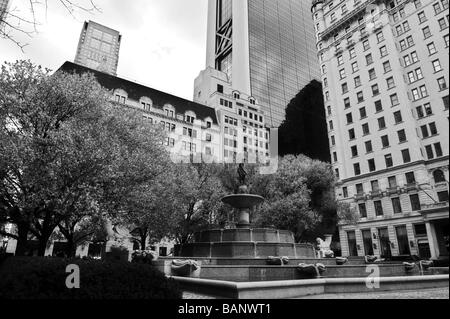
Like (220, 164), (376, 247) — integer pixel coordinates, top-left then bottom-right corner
(337, 156), (450, 185)
(319, 0), (388, 40)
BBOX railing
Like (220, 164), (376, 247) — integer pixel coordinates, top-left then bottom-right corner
(421, 201), (449, 211)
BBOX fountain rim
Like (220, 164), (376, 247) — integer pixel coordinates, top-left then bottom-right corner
(221, 194), (265, 209)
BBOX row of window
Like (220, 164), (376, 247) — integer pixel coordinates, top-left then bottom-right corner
(238, 109), (264, 123)
(344, 169), (447, 198)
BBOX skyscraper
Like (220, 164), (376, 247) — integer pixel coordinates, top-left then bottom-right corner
(312, 0), (448, 260)
(202, 0), (320, 128)
(74, 21), (122, 76)
(0, 0), (11, 25)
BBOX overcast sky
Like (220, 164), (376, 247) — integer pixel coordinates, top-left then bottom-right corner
(0, 0), (209, 100)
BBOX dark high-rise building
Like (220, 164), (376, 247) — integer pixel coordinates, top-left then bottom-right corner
(201, 0), (320, 128)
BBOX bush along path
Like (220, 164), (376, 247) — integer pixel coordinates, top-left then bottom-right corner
(0, 257), (182, 299)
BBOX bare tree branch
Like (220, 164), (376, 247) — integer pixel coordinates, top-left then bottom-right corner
(0, 0), (101, 51)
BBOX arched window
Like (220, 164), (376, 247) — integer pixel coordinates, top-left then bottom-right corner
(114, 89), (128, 104)
(163, 104), (176, 118)
(433, 170), (446, 183)
(140, 97), (152, 111)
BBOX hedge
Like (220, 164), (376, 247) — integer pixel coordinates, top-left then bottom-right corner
(0, 256), (181, 299)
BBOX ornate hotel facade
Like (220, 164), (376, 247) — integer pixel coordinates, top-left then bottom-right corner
(311, 0), (449, 260)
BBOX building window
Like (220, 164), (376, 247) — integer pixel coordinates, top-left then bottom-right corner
(349, 47), (356, 59)
(344, 97), (351, 108)
(406, 172), (416, 184)
(360, 107), (367, 119)
(392, 197), (402, 214)
(375, 100), (383, 112)
(352, 62), (359, 73)
(434, 143), (443, 157)
(398, 129), (407, 143)
(372, 84), (380, 96)
(378, 117), (386, 130)
(354, 76), (362, 87)
(357, 92), (364, 103)
(354, 163), (361, 176)
(425, 145), (434, 159)
(438, 77), (447, 90)
(394, 111), (403, 124)
(437, 191), (449, 202)
(381, 135), (390, 148)
(365, 141), (373, 153)
(383, 61), (392, 73)
(339, 69), (346, 79)
(366, 54), (373, 65)
(427, 42), (437, 55)
(349, 128), (356, 140)
(351, 145), (358, 157)
(346, 113), (353, 124)
(434, 170), (446, 183)
(374, 201), (384, 216)
(376, 31), (385, 43)
(368, 159), (376, 172)
(356, 183), (364, 195)
(385, 154), (393, 168)
(369, 68), (376, 80)
(343, 187), (348, 198)
(390, 93), (399, 106)
(380, 45), (388, 57)
(402, 149), (411, 163)
(418, 11), (427, 23)
(342, 83), (349, 94)
(359, 203), (368, 218)
(443, 95), (449, 109)
(422, 26), (432, 39)
(337, 55), (344, 65)
(363, 39), (370, 51)
(386, 77), (395, 89)
(432, 59), (442, 72)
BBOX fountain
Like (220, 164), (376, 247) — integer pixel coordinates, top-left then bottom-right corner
(174, 184), (315, 260)
(153, 165), (449, 298)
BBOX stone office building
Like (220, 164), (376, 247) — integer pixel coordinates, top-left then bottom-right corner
(311, 0), (449, 261)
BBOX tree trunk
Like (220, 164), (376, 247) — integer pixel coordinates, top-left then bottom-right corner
(14, 223), (30, 256)
(65, 235), (76, 258)
(37, 230), (53, 257)
(140, 229), (147, 250)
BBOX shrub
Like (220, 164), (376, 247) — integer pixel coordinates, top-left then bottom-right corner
(0, 257), (182, 299)
(131, 250), (157, 264)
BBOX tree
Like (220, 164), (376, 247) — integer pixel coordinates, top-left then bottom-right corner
(251, 156), (317, 242)
(251, 155), (346, 242)
(170, 163), (227, 244)
(278, 80), (331, 162)
(0, 60), (169, 256)
(1, 0), (100, 50)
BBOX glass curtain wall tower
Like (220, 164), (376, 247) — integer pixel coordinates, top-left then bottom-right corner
(204, 0), (320, 128)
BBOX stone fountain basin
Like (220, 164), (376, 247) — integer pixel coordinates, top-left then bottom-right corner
(222, 194), (264, 209)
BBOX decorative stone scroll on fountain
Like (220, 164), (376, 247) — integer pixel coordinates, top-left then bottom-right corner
(171, 260), (200, 277)
(266, 256), (290, 266)
(297, 263), (327, 278)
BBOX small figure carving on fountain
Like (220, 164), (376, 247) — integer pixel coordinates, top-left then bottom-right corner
(237, 163), (249, 194)
(316, 236), (335, 258)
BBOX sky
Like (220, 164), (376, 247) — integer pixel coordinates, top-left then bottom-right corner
(0, 0), (209, 101)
